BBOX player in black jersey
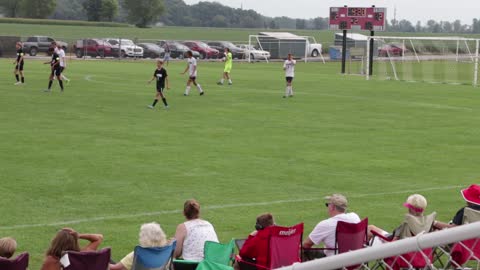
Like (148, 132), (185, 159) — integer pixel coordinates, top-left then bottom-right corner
(43, 42), (64, 92)
(13, 42), (25, 85)
(147, 60), (170, 109)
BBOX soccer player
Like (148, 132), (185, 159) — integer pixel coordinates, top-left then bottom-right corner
(44, 42), (64, 92)
(283, 53), (296, 98)
(163, 44), (171, 66)
(181, 51), (204, 96)
(57, 43), (70, 83)
(217, 48), (233, 85)
(148, 60), (170, 109)
(13, 42), (25, 85)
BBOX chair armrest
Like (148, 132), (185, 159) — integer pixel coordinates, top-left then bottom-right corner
(371, 230), (392, 242)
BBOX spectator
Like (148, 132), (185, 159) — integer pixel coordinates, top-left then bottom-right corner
(235, 213), (275, 270)
(110, 222), (170, 270)
(368, 194), (436, 243)
(0, 237), (17, 259)
(435, 184), (480, 229)
(174, 199), (218, 261)
(40, 228), (103, 270)
(303, 194), (361, 257)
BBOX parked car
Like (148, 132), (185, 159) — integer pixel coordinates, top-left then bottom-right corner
(207, 41), (245, 59)
(103, 38), (143, 58)
(237, 44), (271, 60)
(158, 41), (200, 59)
(306, 37), (323, 57)
(182, 41), (220, 59)
(73, 39), (116, 58)
(23, 36), (68, 56)
(137, 43), (165, 58)
(378, 43), (408, 57)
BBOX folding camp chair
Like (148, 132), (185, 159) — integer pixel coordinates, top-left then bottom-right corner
(60, 247), (111, 270)
(234, 239), (246, 251)
(302, 218), (369, 269)
(371, 213), (436, 270)
(203, 239), (235, 265)
(0, 252), (29, 270)
(132, 240), (177, 270)
(236, 223), (304, 270)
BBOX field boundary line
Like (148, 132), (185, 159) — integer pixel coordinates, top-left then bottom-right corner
(0, 185), (463, 230)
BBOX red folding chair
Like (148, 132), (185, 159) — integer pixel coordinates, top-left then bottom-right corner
(450, 238), (480, 270)
(371, 231), (433, 270)
(302, 218), (369, 270)
(0, 252), (29, 270)
(236, 223), (304, 270)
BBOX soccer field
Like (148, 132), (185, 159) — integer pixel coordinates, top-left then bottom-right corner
(0, 57), (479, 268)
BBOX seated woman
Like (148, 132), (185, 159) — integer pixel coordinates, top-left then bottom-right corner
(40, 228), (103, 270)
(235, 213), (275, 270)
(174, 199), (219, 261)
(0, 237), (17, 259)
(368, 194), (436, 244)
(110, 222), (170, 270)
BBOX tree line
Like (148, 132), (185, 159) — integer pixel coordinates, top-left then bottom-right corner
(1, 0), (480, 33)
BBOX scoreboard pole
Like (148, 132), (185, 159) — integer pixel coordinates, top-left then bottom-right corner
(368, 5), (375, 76)
(341, 29), (347, 74)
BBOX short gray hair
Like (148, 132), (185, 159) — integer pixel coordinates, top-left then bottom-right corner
(139, 222), (167, 247)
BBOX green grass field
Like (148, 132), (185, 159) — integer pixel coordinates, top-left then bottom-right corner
(1, 57), (479, 268)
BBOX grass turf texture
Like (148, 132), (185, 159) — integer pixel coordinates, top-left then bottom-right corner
(0, 58), (479, 268)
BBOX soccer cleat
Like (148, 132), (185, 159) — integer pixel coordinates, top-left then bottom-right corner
(147, 105), (154, 109)
(43, 89), (51, 92)
(228, 82), (232, 85)
(200, 92), (204, 96)
(183, 93), (188, 96)
(66, 79), (71, 85)
(14, 82), (22, 85)
(164, 105), (169, 110)
(217, 82), (223, 85)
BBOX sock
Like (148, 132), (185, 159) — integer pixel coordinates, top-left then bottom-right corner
(152, 99), (158, 107)
(285, 87), (289, 97)
(185, 86), (191, 95)
(62, 75), (69, 81)
(228, 79), (232, 84)
(15, 75), (19, 82)
(21, 77), (24, 83)
(197, 84), (203, 93)
(162, 98), (168, 106)
(289, 86), (293, 96)
(59, 80), (64, 90)
(48, 80), (53, 89)
(220, 79), (224, 84)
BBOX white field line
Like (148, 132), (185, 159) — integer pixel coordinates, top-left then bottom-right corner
(0, 185), (463, 231)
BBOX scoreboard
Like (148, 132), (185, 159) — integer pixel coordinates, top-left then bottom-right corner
(329, 7), (386, 31)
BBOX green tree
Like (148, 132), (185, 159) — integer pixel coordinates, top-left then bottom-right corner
(51, 0), (87, 20)
(21, 0), (57, 18)
(83, 0), (101, 21)
(99, 0), (118, 21)
(0, 0), (24, 17)
(123, 0), (164, 27)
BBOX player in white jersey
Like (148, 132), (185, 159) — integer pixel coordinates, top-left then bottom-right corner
(283, 53), (296, 98)
(181, 51), (204, 96)
(56, 44), (70, 83)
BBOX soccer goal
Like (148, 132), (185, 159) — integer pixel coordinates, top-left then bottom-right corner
(365, 36), (480, 86)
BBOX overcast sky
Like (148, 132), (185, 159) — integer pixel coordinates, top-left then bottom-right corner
(183, 0), (479, 25)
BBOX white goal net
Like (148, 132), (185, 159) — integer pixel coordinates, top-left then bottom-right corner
(365, 36), (480, 86)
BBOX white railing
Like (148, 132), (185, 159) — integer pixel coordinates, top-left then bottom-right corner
(277, 222), (480, 270)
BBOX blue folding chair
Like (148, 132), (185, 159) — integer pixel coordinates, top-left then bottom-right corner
(132, 240), (177, 270)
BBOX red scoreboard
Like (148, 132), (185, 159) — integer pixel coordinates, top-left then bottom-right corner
(329, 7), (387, 31)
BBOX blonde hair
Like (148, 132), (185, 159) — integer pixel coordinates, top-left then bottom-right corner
(139, 222), (167, 247)
(0, 237), (17, 259)
(405, 194), (427, 215)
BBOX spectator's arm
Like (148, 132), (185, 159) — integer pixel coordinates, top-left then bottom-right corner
(174, 223), (187, 258)
(302, 237), (315, 248)
(109, 263), (127, 270)
(79, 233), (103, 251)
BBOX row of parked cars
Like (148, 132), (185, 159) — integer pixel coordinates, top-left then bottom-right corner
(20, 36), (271, 60)
(74, 38), (272, 60)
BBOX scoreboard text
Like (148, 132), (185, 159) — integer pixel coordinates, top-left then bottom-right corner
(329, 7), (386, 31)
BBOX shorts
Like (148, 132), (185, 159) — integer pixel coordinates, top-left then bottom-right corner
(286, 77), (294, 83)
(60, 66), (65, 73)
(156, 87), (165, 93)
(189, 76), (197, 81)
(164, 53), (170, 61)
(51, 66), (62, 77)
(15, 62), (24, 71)
(224, 65), (232, 73)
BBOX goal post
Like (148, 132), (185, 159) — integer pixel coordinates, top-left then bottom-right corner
(365, 36), (480, 86)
